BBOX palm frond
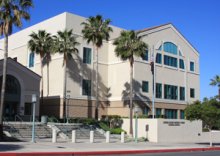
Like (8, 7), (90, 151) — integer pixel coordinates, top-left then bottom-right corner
(81, 15), (113, 48)
(113, 30), (148, 64)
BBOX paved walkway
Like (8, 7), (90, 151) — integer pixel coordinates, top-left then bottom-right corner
(1, 138), (220, 155)
(0, 139), (220, 152)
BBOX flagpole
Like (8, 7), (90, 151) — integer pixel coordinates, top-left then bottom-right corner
(152, 46), (155, 119)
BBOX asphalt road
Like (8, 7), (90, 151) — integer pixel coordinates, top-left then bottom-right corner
(117, 151), (220, 156)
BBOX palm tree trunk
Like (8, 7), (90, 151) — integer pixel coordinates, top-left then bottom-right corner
(40, 57), (44, 107)
(95, 47), (99, 120)
(129, 58), (134, 137)
(0, 35), (8, 140)
(63, 61), (67, 121)
(47, 62), (49, 96)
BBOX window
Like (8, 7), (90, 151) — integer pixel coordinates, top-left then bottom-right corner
(180, 110), (185, 119)
(163, 42), (178, 55)
(165, 109), (177, 119)
(156, 83), (162, 98)
(142, 81), (149, 93)
(164, 84), (178, 100)
(156, 53), (162, 64)
(82, 79), (91, 96)
(83, 47), (92, 64)
(141, 49), (148, 61)
(179, 59), (185, 69)
(190, 61), (195, 72)
(164, 55), (177, 67)
(156, 108), (162, 118)
(179, 87), (185, 101)
(29, 52), (35, 67)
(190, 88), (195, 98)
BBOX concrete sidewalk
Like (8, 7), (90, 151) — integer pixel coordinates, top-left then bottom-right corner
(0, 138), (220, 155)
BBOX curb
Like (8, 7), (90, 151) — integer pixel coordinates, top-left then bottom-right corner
(1, 147), (220, 155)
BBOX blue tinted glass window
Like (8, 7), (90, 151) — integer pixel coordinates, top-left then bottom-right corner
(180, 87), (185, 101)
(156, 83), (162, 98)
(141, 49), (148, 61)
(190, 88), (195, 98)
(83, 47), (92, 64)
(180, 110), (185, 119)
(164, 55), (177, 67)
(29, 52), (35, 67)
(82, 79), (91, 96)
(156, 53), (162, 64)
(164, 84), (178, 100)
(142, 81), (149, 92)
(179, 59), (185, 69)
(190, 61), (194, 71)
(156, 108), (162, 117)
(165, 109), (177, 119)
(163, 42), (178, 55)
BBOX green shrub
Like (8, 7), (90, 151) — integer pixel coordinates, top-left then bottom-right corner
(99, 122), (110, 131)
(110, 128), (126, 134)
(48, 116), (59, 123)
(137, 114), (148, 118)
(101, 115), (123, 128)
(98, 122), (126, 134)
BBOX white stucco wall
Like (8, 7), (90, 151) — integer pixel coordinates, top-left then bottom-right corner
(122, 119), (220, 143)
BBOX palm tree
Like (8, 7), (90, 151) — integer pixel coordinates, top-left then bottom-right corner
(113, 30), (148, 136)
(81, 15), (113, 119)
(210, 75), (220, 100)
(43, 50), (52, 96)
(28, 30), (53, 106)
(53, 29), (79, 121)
(0, 0), (33, 139)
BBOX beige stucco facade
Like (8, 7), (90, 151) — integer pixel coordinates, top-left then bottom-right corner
(0, 12), (200, 119)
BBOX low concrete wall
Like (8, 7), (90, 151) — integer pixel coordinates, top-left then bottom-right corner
(122, 119), (220, 143)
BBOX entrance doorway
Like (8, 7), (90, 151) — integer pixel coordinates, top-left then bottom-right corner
(0, 75), (21, 121)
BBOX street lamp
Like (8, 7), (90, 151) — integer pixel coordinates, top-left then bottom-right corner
(31, 94), (37, 143)
(134, 106), (140, 143)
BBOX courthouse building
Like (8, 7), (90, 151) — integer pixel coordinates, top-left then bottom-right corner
(0, 12), (200, 120)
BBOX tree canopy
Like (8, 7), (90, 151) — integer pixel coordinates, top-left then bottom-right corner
(185, 99), (220, 130)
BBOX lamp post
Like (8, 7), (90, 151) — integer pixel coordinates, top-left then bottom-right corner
(134, 106), (139, 143)
(31, 94), (37, 143)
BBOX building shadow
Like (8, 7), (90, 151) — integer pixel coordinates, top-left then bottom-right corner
(67, 54), (111, 118)
(122, 79), (151, 115)
(0, 144), (24, 152)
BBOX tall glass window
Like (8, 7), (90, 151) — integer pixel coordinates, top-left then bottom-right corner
(190, 61), (195, 72)
(156, 108), (162, 118)
(29, 52), (35, 67)
(156, 83), (162, 98)
(180, 110), (185, 119)
(179, 87), (185, 101)
(141, 49), (148, 61)
(165, 109), (177, 119)
(179, 59), (185, 69)
(142, 81), (149, 93)
(83, 47), (92, 64)
(164, 55), (177, 67)
(156, 53), (162, 64)
(82, 79), (91, 96)
(164, 84), (178, 100)
(190, 88), (195, 98)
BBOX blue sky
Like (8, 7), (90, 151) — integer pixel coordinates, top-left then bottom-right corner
(17, 0), (220, 100)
